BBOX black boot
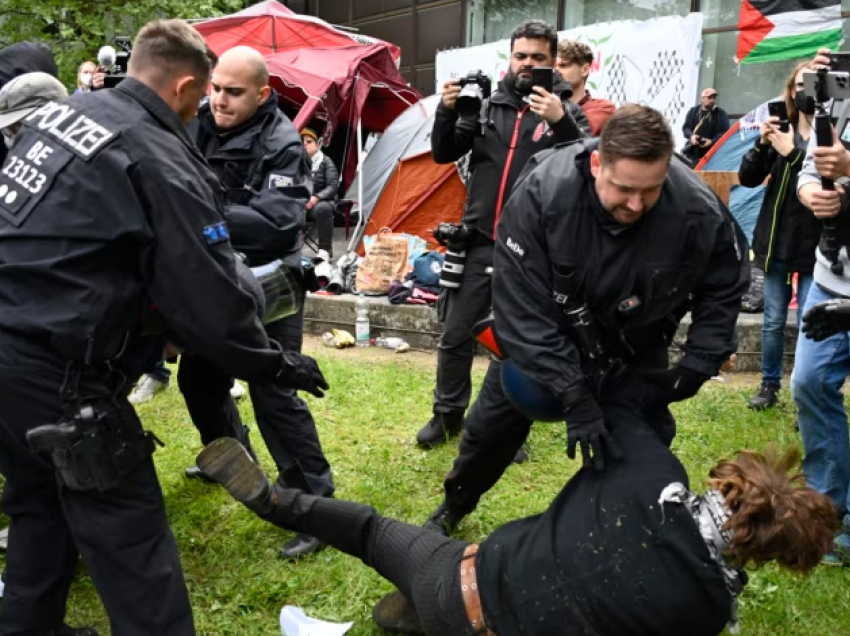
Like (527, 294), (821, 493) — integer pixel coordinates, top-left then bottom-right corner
(513, 445), (530, 464)
(372, 591), (425, 635)
(422, 500), (465, 537)
(415, 411), (464, 448)
(280, 533), (325, 558)
(748, 384), (779, 410)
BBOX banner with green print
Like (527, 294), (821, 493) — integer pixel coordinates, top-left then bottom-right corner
(436, 13), (704, 149)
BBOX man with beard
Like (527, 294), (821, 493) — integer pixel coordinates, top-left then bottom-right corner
(415, 19), (590, 449)
(178, 46), (336, 559)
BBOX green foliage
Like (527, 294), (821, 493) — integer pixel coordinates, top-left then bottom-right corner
(0, 351), (849, 634)
(0, 0), (248, 88)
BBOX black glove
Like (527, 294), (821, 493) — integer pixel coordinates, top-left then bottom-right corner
(638, 365), (710, 407)
(564, 390), (622, 471)
(278, 351), (329, 398)
(802, 299), (850, 341)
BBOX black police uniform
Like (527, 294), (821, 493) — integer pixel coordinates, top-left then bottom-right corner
(179, 94), (335, 499)
(420, 75), (589, 444)
(0, 78), (290, 634)
(435, 139), (749, 524)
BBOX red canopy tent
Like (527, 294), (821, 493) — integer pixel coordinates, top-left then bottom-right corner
(265, 44), (421, 189)
(193, 0), (401, 62)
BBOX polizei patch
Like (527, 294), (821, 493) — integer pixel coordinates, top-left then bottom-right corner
(24, 101), (116, 160)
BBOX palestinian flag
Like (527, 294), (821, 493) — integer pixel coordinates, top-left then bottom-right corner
(736, 0), (842, 65)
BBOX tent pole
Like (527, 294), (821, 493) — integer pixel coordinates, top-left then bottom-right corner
(348, 115), (365, 253)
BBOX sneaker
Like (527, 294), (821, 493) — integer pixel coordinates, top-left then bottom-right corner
(821, 532), (850, 566)
(422, 500), (464, 537)
(128, 375), (167, 405)
(0, 526), (7, 551)
(280, 533), (325, 558)
(230, 380), (246, 400)
(415, 411), (464, 448)
(747, 384), (779, 410)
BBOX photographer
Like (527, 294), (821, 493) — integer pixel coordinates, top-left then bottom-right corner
(740, 61), (820, 411)
(794, 48), (850, 565)
(682, 88), (729, 166)
(417, 19), (589, 448)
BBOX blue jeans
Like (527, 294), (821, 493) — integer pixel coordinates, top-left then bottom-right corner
(791, 282), (850, 519)
(761, 262), (812, 386)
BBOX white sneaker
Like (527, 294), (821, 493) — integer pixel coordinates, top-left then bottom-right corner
(128, 375), (168, 404)
(230, 380), (246, 400)
(0, 526), (8, 551)
(316, 249), (331, 263)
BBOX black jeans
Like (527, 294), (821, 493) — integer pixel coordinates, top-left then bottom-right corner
(262, 490), (475, 636)
(433, 244), (493, 415)
(0, 332), (194, 636)
(306, 201), (335, 255)
(444, 350), (676, 516)
(179, 299), (334, 497)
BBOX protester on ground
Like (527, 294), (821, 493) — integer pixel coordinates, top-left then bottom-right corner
(0, 20), (327, 634)
(682, 88), (730, 166)
(417, 18), (589, 449)
(423, 104), (748, 538)
(198, 390), (835, 636)
(555, 39), (615, 136)
(739, 61), (820, 411)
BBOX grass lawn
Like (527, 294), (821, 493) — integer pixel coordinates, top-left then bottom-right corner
(1, 342), (849, 635)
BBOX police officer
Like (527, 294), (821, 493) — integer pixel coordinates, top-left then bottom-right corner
(424, 104), (748, 536)
(0, 20), (327, 635)
(417, 18), (589, 448)
(178, 46), (335, 558)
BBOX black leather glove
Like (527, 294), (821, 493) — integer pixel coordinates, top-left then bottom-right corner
(564, 390), (622, 471)
(638, 365), (710, 406)
(802, 299), (850, 341)
(278, 351), (329, 398)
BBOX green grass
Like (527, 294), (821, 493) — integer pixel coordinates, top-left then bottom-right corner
(1, 351), (849, 635)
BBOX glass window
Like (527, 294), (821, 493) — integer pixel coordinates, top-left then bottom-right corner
(466, 0), (558, 46)
(698, 31), (807, 116)
(564, 0), (689, 30)
(700, 0), (742, 29)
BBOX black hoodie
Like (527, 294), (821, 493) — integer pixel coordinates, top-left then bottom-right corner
(0, 41), (59, 164)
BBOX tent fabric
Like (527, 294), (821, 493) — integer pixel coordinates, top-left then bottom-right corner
(346, 95), (464, 254)
(194, 0), (401, 61)
(696, 100), (774, 244)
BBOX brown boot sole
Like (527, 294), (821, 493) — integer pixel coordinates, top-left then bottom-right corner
(372, 591), (424, 635)
(196, 438), (269, 504)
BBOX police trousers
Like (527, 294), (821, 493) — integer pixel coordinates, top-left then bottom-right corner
(0, 332), (194, 636)
(178, 299), (335, 497)
(444, 350), (675, 516)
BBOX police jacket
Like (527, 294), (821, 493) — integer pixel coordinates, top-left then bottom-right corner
(312, 153), (339, 202)
(194, 92), (311, 267)
(0, 78), (281, 381)
(492, 140), (749, 411)
(739, 133), (821, 274)
(431, 76), (590, 241)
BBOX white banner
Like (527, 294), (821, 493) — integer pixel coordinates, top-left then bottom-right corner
(436, 13), (704, 146)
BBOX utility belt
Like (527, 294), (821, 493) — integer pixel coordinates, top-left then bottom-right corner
(460, 544), (496, 636)
(26, 360), (163, 492)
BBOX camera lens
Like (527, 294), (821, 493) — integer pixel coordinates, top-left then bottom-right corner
(456, 84), (483, 118)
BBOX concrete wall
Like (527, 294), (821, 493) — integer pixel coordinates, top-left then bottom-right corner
(304, 294), (796, 373)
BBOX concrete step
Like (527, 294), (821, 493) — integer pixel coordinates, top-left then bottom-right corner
(304, 294), (796, 374)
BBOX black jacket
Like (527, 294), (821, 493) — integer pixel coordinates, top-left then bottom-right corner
(431, 77), (590, 241)
(194, 92), (311, 268)
(739, 134), (821, 274)
(0, 78), (282, 381)
(477, 397), (735, 636)
(492, 140), (749, 411)
(0, 41), (59, 166)
(682, 105), (730, 144)
(312, 153), (339, 202)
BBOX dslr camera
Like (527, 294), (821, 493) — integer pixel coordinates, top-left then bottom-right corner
(96, 36), (132, 89)
(432, 222), (473, 290)
(456, 70), (492, 119)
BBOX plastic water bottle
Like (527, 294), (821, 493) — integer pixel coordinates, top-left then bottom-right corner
(373, 336), (406, 349)
(355, 294), (370, 347)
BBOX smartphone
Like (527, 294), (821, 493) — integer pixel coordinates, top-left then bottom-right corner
(830, 52), (850, 73)
(767, 100), (789, 133)
(531, 67), (554, 94)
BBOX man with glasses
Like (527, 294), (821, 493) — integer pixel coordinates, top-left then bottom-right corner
(682, 87), (729, 166)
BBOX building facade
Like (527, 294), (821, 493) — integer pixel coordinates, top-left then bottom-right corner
(287, 0), (850, 117)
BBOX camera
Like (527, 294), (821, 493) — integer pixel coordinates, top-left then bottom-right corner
(433, 221), (472, 248)
(96, 36), (132, 89)
(456, 70), (493, 119)
(432, 222), (472, 289)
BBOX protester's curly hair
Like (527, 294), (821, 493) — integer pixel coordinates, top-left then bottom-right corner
(708, 445), (837, 574)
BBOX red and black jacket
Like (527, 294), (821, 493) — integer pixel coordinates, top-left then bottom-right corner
(431, 77), (589, 241)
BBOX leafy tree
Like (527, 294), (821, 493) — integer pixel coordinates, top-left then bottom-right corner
(0, 0), (248, 87)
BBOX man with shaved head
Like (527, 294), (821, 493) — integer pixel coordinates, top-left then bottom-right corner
(178, 44), (336, 558)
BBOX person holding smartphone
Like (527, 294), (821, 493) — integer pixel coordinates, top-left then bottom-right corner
(739, 61), (821, 411)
